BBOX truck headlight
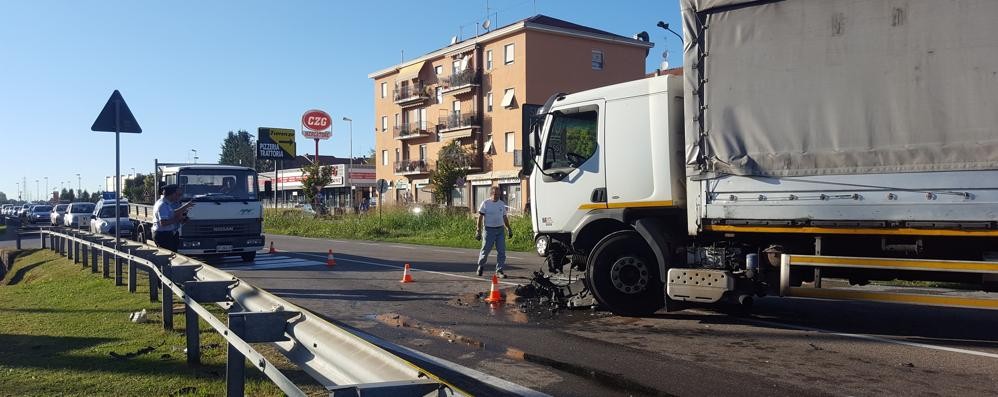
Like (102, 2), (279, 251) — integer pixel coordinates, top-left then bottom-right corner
(535, 235), (551, 257)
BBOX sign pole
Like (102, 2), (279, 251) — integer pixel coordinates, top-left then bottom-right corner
(274, 161), (279, 209)
(114, 99), (121, 253)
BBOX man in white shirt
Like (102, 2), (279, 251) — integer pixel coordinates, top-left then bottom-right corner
(153, 184), (194, 252)
(475, 186), (512, 278)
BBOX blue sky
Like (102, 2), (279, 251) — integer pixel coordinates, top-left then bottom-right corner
(0, 0), (682, 201)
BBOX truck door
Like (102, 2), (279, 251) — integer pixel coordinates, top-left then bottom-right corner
(533, 100), (605, 233)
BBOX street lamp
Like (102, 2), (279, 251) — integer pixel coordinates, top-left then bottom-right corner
(191, 149), (198, 164)
(35, 179), (39, 202)
(44, 177), (48, 200)
(342, 116), (354, 211)
(76, 173), (81, 192)
(656, 21), (683, 41)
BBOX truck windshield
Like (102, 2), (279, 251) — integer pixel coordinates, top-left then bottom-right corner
(98, 205), (129, 218)
(179, 170), (258, 201)
(542, 107), (599, 170)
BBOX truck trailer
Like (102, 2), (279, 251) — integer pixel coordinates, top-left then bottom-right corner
(130, 162), (265, 262)
(528, 0), (998, 316)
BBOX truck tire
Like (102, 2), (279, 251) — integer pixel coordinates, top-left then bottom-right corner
(241, 252), (257, 262)
(587, 230), (664, 316)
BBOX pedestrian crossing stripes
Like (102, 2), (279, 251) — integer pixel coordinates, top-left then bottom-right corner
(222, 253), (323, 271)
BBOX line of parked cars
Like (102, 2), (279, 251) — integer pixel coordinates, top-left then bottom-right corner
(1, 200), (135, 238)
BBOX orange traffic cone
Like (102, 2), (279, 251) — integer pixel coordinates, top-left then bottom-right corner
(484, 274), (503, 303)
(269, 241), (276, 254)
(326, 249), (336, 267)
(400, 263), (414, 283)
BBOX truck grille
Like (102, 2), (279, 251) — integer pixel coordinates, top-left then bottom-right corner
(183, 219), (261, 237)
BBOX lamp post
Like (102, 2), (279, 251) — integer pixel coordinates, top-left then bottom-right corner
(44, 177), (48, 201)
(76, 173), (81, 193)
(191, 149), (198, 164)
(342, 116), (354, 212)
(35, 179), (39, 201)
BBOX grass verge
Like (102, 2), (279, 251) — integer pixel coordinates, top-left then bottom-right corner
(264, 207), (535, 252)
(0, 249), (323, 396)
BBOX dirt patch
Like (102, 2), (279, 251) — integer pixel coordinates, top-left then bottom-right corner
(375, 313), (485, 349)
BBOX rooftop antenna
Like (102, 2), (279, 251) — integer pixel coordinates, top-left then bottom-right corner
(482, 18), (491, 31)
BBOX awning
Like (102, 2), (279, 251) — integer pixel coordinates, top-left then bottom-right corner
(466, 169), (521, 181)
(396, 61), (427, 82)
(483, 138), (494, 154)
(501, 88), (516, 108)
(459, 56), (470, 71)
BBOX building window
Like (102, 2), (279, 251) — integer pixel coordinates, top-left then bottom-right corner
(434, 65), (443, 75)
(504, 43), (514, 64)
(381, 116), (388, 131)
(592, 50), (604, 70)
(435, 87), (442, 104)
(486, 50), (493, 70)
(487, 92), (493, 112)
(452, 100), (461, 115)
(419, 144), (427, 161)
(394, 113), (400, 129)
(381, 82), (387, 98)
(381, 150), (388, 166)
(505, 132), (515, 152)
(501, 88), (515, 108)
(452, 60), (461, 76)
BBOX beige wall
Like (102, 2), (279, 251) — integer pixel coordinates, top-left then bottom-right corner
(372, 26), (648, 210)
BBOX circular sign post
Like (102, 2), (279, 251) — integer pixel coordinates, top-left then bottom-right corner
(302, 109), (332, 210)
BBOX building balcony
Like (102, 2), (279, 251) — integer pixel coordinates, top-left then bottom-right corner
(393, 122), (433, 141)
(437, 113), (480, 139)
(394, 160), (430, 175)
(441, 69), (480, 95)
(393, 83), (430, 107)
(438, 157), (481, 172)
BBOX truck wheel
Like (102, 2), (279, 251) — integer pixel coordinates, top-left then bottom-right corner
(241, 252), (257, 262)
(587, 230), (664, 316)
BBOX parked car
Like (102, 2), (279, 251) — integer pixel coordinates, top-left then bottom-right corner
(63, 202), (96, 228)
(50, 204), (69, 226)
(90, 197), (134, 238)
(1, 204), (12, 217)
(18, 204), (32, 219)
(28, 205), (52, 224)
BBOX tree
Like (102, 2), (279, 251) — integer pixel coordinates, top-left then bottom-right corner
(123, 174), (148, 203)
(300, 162), (333, 212)
(60, 188), (75, 202)
(219, 130), (256, 167)
(365, 148), (376, 165)
(80, 190), (91, 202)
(429, 141), (474, 206)
(143, 173), (156, 202)
(0, 191), (7, 203)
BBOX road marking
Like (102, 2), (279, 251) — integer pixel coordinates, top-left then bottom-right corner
(223, 254), (323, 271)
(690, 309), (998, 360)
(294, 252), (521, 286)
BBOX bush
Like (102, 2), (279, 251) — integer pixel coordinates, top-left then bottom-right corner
(264, 207), (534, 252)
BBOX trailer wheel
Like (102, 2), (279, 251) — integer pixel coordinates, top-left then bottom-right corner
(241, 252), (257, 262)
(587, 230), (664, 316)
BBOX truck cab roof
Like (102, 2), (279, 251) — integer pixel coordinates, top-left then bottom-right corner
(160, 164), (256, 174)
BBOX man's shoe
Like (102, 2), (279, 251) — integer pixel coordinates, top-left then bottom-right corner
(496, 270), (507, 279)
(476, 266), (483, 276)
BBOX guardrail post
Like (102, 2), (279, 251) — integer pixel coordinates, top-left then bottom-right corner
(82, 242), (89, 268)
(127, 250), (137, 292)
(185, 305), (200, 365)
(103, 243), (111, 279)
(182, 280), (236, 366)
(90, 243), (98, 274)
(162, 266), (173, 330)
(226, 314), (247, 397)
(149, 268), (159, 303)
(16, 233), (21, 250)
(41, 232), (47, 249)
(73, 238), (80, 264)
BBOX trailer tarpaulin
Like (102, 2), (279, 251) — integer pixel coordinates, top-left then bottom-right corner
(683, 0), (998, 177)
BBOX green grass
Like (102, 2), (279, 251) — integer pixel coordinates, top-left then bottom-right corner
(0, 249), (323, 396)
(264, 207), (535, 252)
(0, 224), (6, 235)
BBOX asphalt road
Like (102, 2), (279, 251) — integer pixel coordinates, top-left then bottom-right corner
(214, 234), (997, 397)
(5, 226), (997, 396)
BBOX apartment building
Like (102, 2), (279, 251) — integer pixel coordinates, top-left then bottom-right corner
(369, 15), (652, 212)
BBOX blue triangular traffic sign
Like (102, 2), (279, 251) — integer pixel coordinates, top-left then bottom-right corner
(91, 90), (142, 133)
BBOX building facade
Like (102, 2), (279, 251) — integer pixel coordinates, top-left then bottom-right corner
(369, 15), (652, 213)
(257, 155), (375, 209)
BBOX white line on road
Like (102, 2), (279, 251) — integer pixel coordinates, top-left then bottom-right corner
(690, 309), (998, 360)
(295, 252), (521, 286)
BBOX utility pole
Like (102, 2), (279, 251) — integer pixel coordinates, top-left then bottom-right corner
(76, 173), (81, 193)
(35, 179), (39, 201)
(44, 177), (48, 201)
(343, 116), (354, 212)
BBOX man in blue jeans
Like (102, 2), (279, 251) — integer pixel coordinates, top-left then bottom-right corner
(475, 187), (513, 278)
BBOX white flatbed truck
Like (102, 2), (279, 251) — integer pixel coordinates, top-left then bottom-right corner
(527, 0), (998, 316)
(130, 162), (265, 262)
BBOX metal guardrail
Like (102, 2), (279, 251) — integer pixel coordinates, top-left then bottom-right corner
(779, 254), (998, 310)
(15, 226), (454, 397)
